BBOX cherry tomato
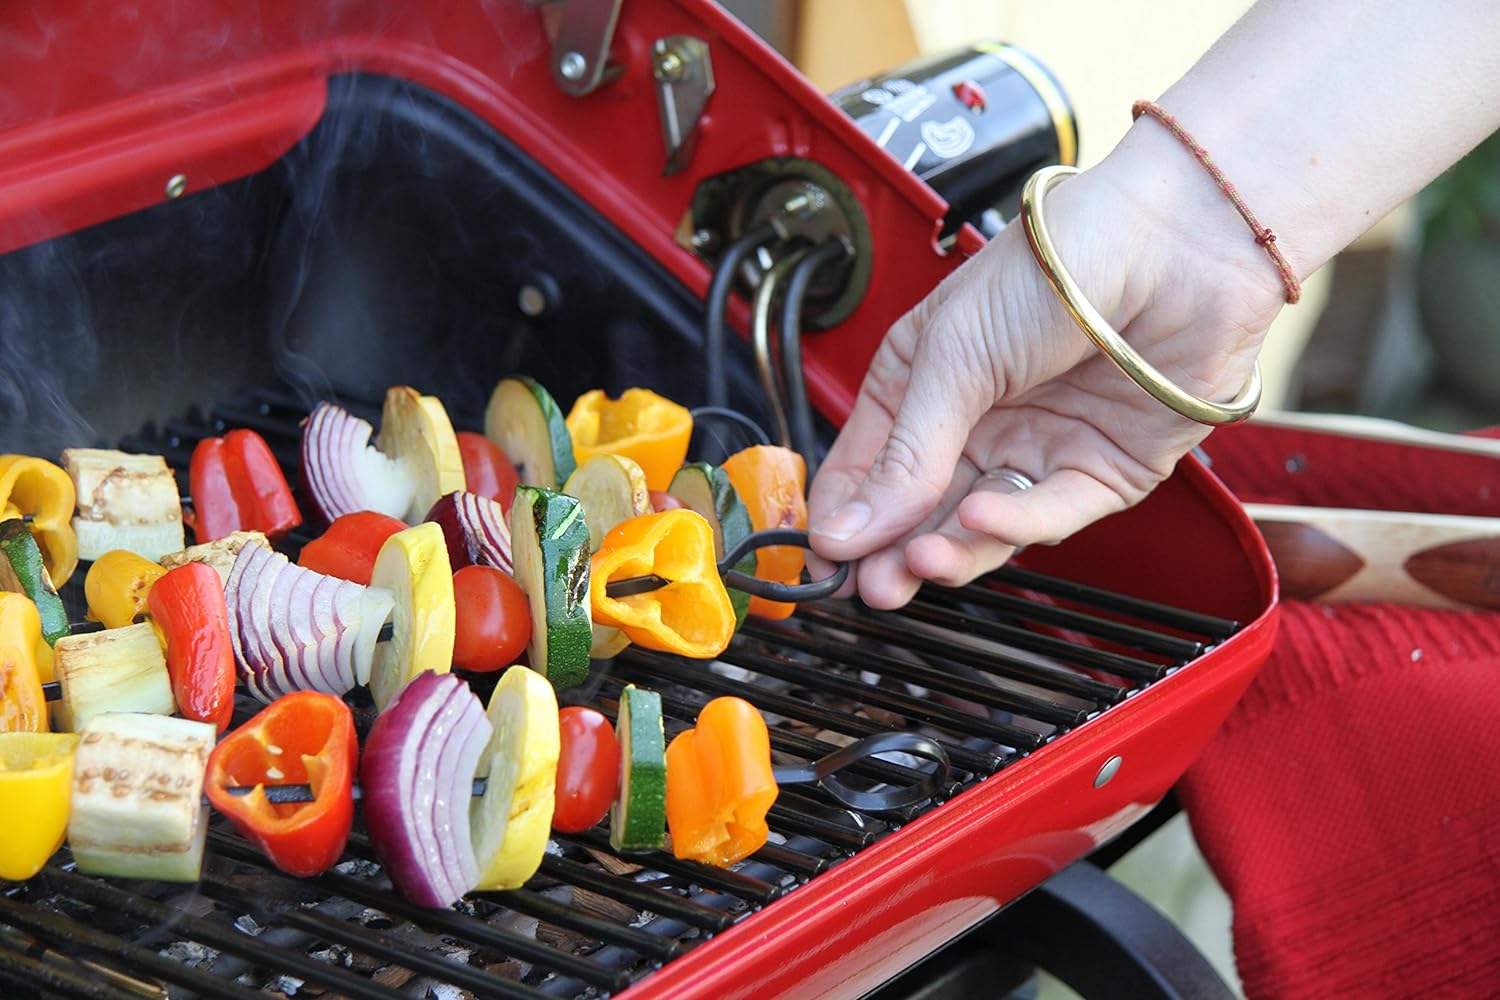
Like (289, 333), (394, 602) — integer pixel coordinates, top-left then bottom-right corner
(649, 490), (686, 511)
(457, 432), (521, 515)
(298, 511), (407, 585)
(452, 565), (531, 672)
(553, 706), (622, 833)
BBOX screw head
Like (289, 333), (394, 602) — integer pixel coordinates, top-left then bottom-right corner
(517, 284), (549, 318)
(558, 51), (587, 81)
(1094, 755), (1123, 788)
(654, 50), (684, 81)
(165, 174), (188, 199)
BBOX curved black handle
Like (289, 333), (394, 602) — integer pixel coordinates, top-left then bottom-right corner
(772, 731), (950, 813)
(719, 528), (849, 603)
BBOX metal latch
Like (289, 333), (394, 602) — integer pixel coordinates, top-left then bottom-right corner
(652, 35), (714, 175)
(527, 0), (624, 97)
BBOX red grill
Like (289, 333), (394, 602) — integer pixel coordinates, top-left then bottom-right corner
(0, 3), (1279, 998)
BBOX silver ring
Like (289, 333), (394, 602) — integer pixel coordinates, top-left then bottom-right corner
(977, 467), (1036, 493)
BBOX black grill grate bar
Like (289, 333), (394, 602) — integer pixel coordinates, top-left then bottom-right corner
(914, 587), (1206, 660)
(211, 403), (308, 444)
(0, 892), (256, 1000)
(796, 606), (1127, 703)
(489, 888), (684, 962)
(612, 650), (1006, 775)
(0, 934), (145, 1000)
(894, 602), (1170, 682)
(987, 566), (1240, 639)
(717, 645), (1048, 748)
(591, 675), (961, 796)
(536, 856), (734, 933)
(196, 873), (555, 1000)
(248, 832), (631, 993)
(38, 866), (411, 1000)
(765, 801), (876, 849)
(750, 841), (832, 876)
(746, 620), (1094, 727)
(565, 830), (782, 906)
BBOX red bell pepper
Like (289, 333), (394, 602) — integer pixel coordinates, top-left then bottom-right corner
(146, 561), (237, 731)
(296, 510), (407, 585)
(189, 429), (302, 543)
(205, 691), (357, 877)
(456, 432), (520, 514)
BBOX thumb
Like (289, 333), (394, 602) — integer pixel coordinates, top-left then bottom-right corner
(810, 324), (990, 561)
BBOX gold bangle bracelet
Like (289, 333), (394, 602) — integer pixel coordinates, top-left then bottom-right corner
(1019, 164), (1262, 426)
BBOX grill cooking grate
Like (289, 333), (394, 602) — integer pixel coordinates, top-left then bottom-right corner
(1, 388), (1239, 999)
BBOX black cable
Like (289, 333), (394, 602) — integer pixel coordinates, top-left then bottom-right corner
(704, 222), (780, 409)
(779, 240), (850, 480)
(688, 406), (771, 462)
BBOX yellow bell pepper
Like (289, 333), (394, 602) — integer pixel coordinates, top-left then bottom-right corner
(590, 510), (735, 659)
(0, 732), (78, 879)
(1, 593), (49, 733)
(566, 389), (693, 493)
(84, 549), (167, 630)
(0, 455), (79, 588)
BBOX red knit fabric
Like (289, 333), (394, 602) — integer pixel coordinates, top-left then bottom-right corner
(1178, 424), (1500, 999)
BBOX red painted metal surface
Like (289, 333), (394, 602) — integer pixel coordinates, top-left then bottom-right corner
(1, 3), (1279, 995)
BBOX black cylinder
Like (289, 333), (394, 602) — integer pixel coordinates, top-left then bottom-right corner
(830, 43), (1077, 235)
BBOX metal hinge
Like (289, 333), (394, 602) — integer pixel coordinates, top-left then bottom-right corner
(526, 0), (624, 97)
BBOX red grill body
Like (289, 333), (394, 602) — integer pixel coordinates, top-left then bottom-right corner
(0, 2), (1279, 997)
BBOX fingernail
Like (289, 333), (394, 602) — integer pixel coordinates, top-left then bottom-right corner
(814, 500), (871, 542)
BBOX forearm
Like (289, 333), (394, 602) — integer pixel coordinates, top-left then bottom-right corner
(1103, 0), (1500, 282)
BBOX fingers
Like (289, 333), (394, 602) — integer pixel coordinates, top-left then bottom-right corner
(957, 467), (1129, 548)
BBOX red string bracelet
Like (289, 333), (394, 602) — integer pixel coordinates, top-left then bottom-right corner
(1132, 100), (1302, 305)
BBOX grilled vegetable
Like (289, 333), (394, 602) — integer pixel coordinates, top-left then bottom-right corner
(68, 712), (215, 882)
(189, 429), (302, 542)
(565, 388), (692, 493)
(300, 401), (413, 523)
(225, 543), (394, 703)
(0, 732), (79, 880)
(363, 672), (491, 907)
(84, 549), (166, 630)
(62, 448), (183, 563)
(665, 696), (777, 868)
(0, 594), (49, 733)
(590, 510), (735, 659)
(53, 622), (176, 732)
(485, 376), (576, 489)
(669, 462), (757, 629)
(610, 684), (666, 853)
(368, 523), (454, 711)
(722, 446), (808, 620)
(471, 663), (559, 890)
(0, 454), (78, 587)
(456, 431), (520, 514)
(377, 385), (466, 523)
(563, 454), (650, 659)
(0, 518), (68, 645)
(159, 530), (270, 586)
(553, 706), (620, 834)
(452, 566), (531, 673)
(148, 562), (236, 732)
(424, 491), (512, 574)
(205, 692), (357, 877)
(297, 511), (407, 585)
(508, 486), (591, 689)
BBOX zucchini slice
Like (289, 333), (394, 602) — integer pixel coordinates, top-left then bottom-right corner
(484, 376), (576, 489)
(377, 386), (467, 523)
(563, 454), (651, 660)
(508, 486), (592, 690)
(0, 518), (69, 645)
(368, 522), (453, 711)
(668, 463), (757, 629)
(470, 664), (560, 890)
(610, 684), (667, 853)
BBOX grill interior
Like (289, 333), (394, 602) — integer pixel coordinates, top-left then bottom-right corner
(0, 386), (1239, 1000)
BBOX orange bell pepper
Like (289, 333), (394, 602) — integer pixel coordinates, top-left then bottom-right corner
(0, 593), (48, 733)
(204, 691), (357, 877)
(566, 388), (692, 492)
(590, 510), (736, 659)
(0, 456), (78, 588)
(665, 696), (777, 867)
(721, 446), (807, 620)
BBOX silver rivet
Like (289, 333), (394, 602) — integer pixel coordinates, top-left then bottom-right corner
(165, 174), (188, 199)
(1094, 755), (1122, 788)
(559, 52), (587, 81)
(517, 284), (549, 318)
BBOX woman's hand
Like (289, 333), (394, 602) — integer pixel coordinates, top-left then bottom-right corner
(806, 148), (1285, 609)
